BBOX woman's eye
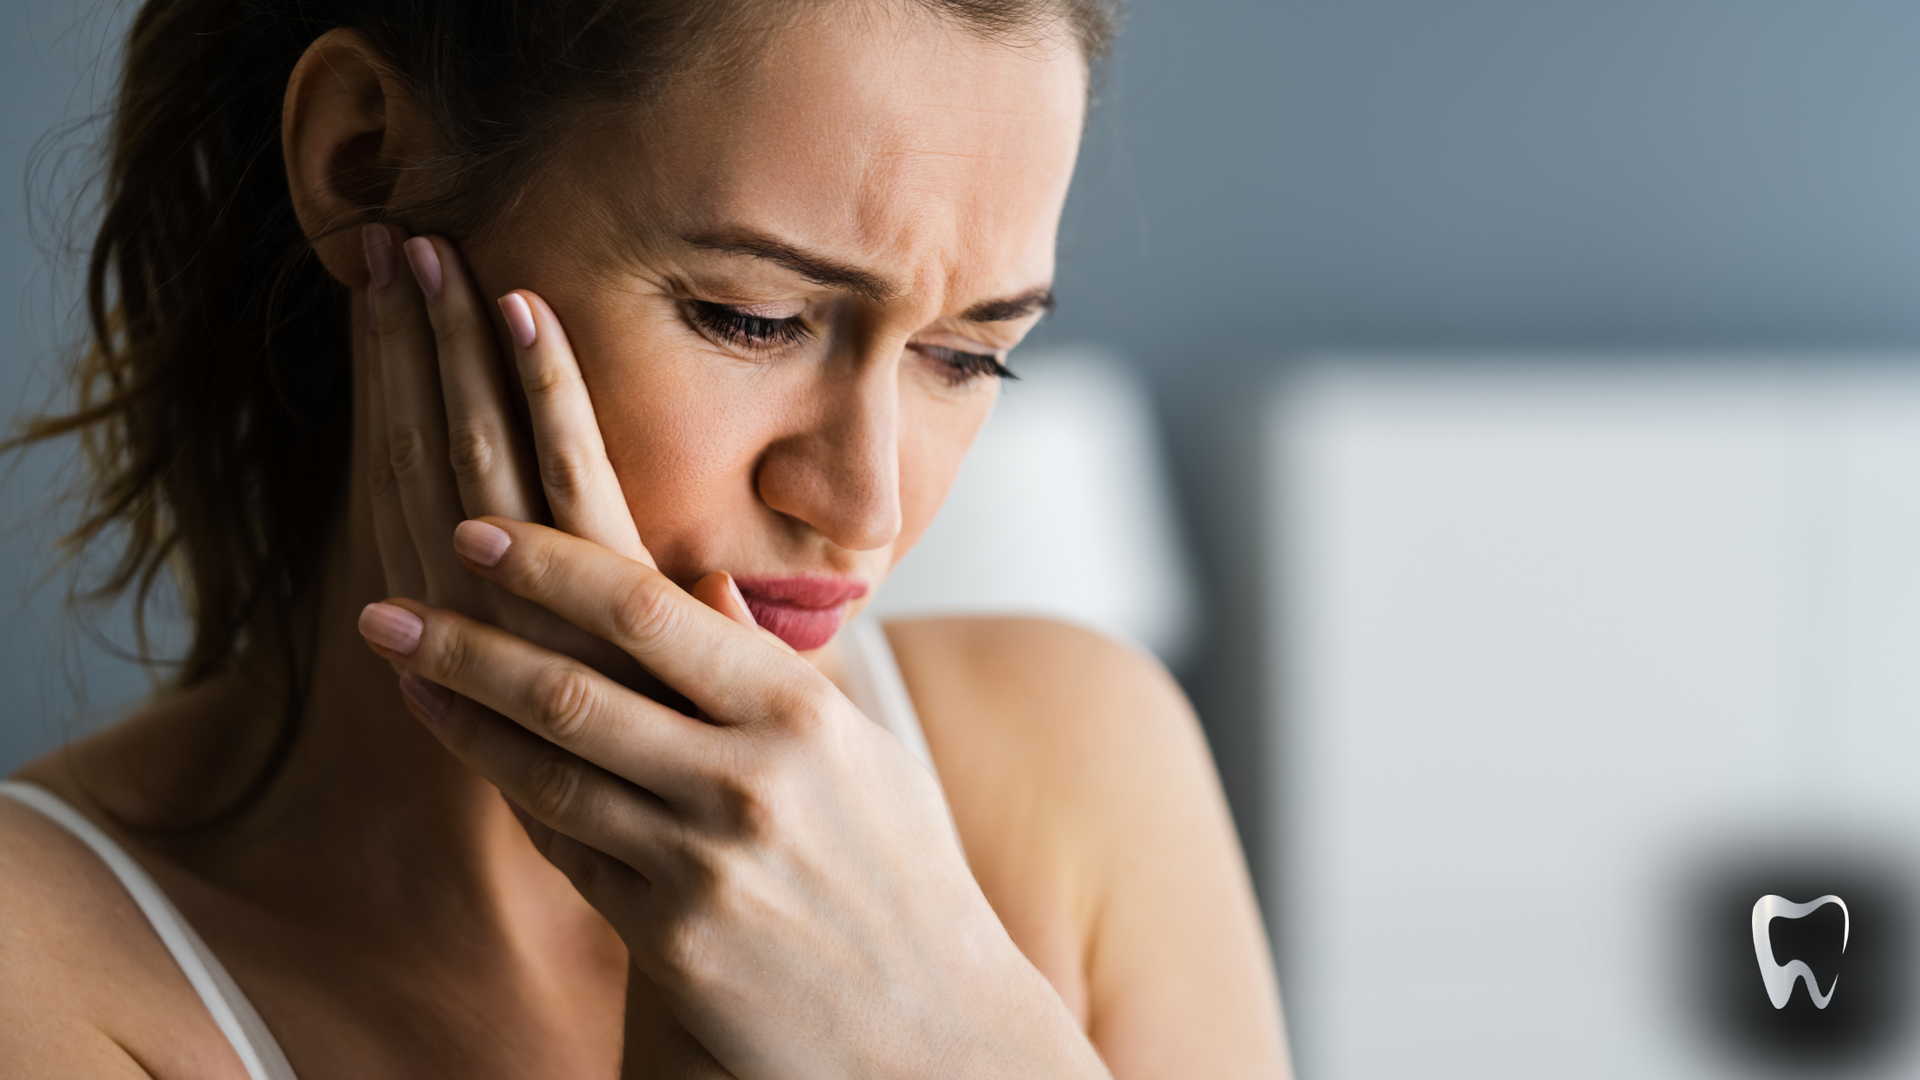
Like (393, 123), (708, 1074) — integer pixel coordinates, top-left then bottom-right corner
(688, 300), (811, 350)
(917, 344), (1019, 387)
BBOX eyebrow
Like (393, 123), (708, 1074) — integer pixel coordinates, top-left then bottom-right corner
(960, 287), (1057, 323)
(681, 229), (1057, 323)
(682, 230), (898, 302)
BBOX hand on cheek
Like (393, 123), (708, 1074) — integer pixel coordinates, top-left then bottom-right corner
(357, 228), (1102, 1079)
(357, 515), (1099, 1079)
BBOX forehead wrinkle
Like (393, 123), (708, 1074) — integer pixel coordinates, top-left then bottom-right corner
(843, 166), (1054, 327)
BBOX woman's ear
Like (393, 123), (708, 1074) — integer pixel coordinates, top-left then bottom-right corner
(282, 29), (433, 287)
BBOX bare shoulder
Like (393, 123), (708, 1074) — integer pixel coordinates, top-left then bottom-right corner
(0, 753), (251, 1077)
(882, 615), (1229, 884)
(0, 792), (170, 1075)
(883, 616), (1291, 1078)
(882, 614), (1201, 776)
(883, 611), (1170, 689)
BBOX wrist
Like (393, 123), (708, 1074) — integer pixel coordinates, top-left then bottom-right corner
(934, 949), (1110, 1080)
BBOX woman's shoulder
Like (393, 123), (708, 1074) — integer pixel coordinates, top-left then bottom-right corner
(879, 615), (1265, 1035)
(0, 772), (242, 1077)
(0, 777), (144, 969)
(1, 690), (268, 1078)
(880, 613), (1226, 861)
(2, 751), (151, 947)
(879, 613), (1226, 873)
(881, 613), (1204, 772)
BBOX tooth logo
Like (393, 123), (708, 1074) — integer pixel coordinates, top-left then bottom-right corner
(1752, 894), (1849, 1009)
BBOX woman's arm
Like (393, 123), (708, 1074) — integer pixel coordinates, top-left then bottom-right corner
(894, 618), (1294, 1079)
(1074, 645), (1291, 1078)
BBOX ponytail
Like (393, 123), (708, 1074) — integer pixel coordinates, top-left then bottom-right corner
(20, 0), (349, 686)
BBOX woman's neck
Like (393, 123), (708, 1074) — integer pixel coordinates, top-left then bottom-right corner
(29, 459), (576, 944)
(225, 472), (539, 905)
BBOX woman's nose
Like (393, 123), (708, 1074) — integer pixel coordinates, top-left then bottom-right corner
(755, 361), (903, 552)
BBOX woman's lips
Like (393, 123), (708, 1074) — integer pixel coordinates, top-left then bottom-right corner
(731, 575), (869, 651)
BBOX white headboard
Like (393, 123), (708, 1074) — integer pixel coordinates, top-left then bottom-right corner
(1265, 358), (1920, 1079)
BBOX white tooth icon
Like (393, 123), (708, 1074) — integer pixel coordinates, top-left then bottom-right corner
(1751, 894), (1849, 1010)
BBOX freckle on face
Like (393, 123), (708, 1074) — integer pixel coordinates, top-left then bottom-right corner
(462, 5), (1085, 597)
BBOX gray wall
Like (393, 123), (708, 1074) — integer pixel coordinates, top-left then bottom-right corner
(1019, 0), (1920, 893)
(8, 1), (1920, 802)
(0, 0), (152, 772)
(1039, 0), (1920, 362)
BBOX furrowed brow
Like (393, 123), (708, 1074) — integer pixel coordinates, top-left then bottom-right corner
(681, 230), (898, 302)
(960, 287), (1057, 323)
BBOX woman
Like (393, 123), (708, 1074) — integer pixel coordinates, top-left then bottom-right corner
(0, 0), (1289, 1075)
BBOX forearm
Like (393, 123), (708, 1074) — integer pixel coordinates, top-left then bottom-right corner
(616, 951), (1110, 1080)
(621, 965), (736, 1080)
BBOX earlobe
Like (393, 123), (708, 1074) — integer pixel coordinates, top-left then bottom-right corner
(282, 29), (417, 288)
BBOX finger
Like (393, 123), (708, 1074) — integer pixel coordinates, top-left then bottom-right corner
(391, 669), (676, 874)
(396, 242), (674, 701)
(508, 794), (653, 913)
(692, 572), (799, 656)
(692, 572), (756, 631)
(451, 518), (823, 723)
(367, 224), (478, 606)
(360, 598), (721, 796)
(498, 290), (652, 565)
(358, 284), (428, 599)
(404, 237), (541, 522)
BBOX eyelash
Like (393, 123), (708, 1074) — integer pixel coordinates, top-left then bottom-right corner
(688, 300), (812, 349)
(915, 345), (1019, 387)
(688, 300), (1016, 385)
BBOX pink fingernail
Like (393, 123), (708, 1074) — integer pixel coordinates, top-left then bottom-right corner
(359, 601), (422, 655)
(403, 237), (443, 301)
(726, 574), (755, 623)
(362, 225), (393, 290)
(498, 293), (537, 349)
(399, 671), (453, 719)
(453, 519), (513, 568)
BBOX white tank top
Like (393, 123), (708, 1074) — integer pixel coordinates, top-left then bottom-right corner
(0, 617), (931, 1079)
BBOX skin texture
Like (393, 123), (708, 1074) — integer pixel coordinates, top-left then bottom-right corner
(0, 5), (1291, 1078)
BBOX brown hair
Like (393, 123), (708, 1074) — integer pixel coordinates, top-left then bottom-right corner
(16, 0), (1116, 707)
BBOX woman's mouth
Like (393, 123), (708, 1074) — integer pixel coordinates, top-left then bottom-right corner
(731, 576), (869, 651)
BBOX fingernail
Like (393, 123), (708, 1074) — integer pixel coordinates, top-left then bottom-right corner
(453, 519), (512, 568)
(358, 601), (423, 655)
(498, 292), (537, 349)
(403, 237), (442, 300)
(362, 224), (393, 290)
(726, 574), (755, 623)
(399, 670), (453, 719)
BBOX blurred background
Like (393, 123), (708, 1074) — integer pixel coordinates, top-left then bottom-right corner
(7, 1), (1920, 1076)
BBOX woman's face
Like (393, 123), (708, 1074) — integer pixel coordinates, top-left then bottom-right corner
(457, 8), (1087, 651)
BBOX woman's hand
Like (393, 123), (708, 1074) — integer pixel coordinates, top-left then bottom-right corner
(354, 227), (1107, 1077)
(356, 223), (673, 694)
(365, 523), (1105, 1079)
(358, 222), (740, 1075)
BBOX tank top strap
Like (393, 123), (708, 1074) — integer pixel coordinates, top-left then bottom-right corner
(0, 780), (298, 1080)
(837, 617), (941, 787)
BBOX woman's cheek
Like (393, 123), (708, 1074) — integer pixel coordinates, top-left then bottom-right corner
(891, 387), (996, 565)
(555, 301), (735, 519)
(602, 381), (768, 552)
